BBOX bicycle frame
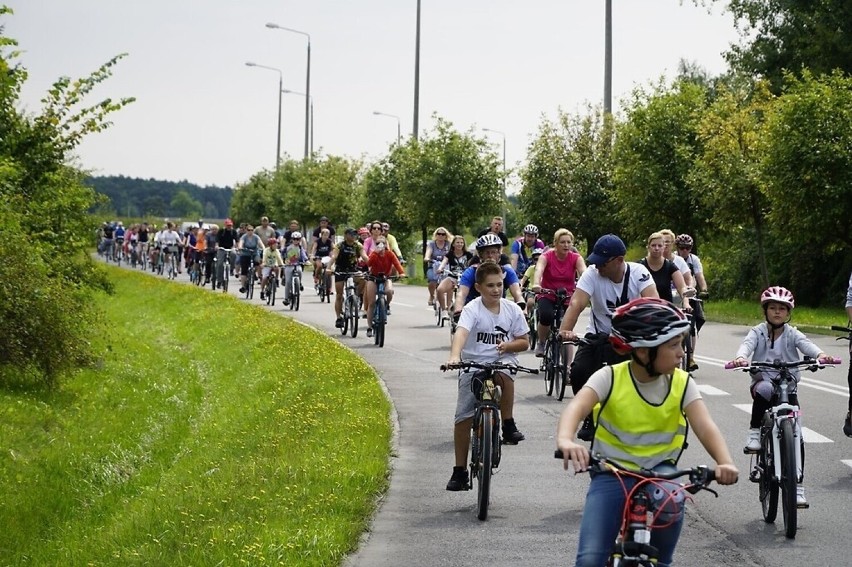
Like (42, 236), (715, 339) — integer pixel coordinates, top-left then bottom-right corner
(538, 288), (572, 400)
(554, 451), (718, 565)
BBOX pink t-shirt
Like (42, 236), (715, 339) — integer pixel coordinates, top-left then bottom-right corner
(540, 249), (580, 293)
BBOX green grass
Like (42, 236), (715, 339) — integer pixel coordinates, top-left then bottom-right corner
(701, 299), (848, 335)
(0, 269), (392, 566)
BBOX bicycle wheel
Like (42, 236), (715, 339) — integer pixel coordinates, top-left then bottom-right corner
(779, 418), (798, 538)
(341, 296), (350, 336)
(528, 308), (538, 351)
(292, 276), (301, 311)
(323, 273), (332, 303)
(375, 296), (386, 347)
(557, 344), (569, 401)
(435, 302), (442, 327)
(543, 338), (555, 396)
(681, 333), (692, 372)
(476, 408), (493, 521)
(551, 337), (563, 399)
(759, 417), (778, 523)
(348, 295), (359, 338)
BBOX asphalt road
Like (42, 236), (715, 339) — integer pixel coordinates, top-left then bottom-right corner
(128, 261), (852, 566)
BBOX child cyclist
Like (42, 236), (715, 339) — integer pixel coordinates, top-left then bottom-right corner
(445, 261), (530, 491)
(731, 286), (828, 508)
(259, 238), (284, 300)
(557, 298), (738, 567)
(282, 232), (310, 306)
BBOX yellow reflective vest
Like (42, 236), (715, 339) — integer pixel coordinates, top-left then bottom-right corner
(591, 361), (689, 471)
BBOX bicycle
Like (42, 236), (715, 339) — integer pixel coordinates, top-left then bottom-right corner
(338, 271), (362, 338)
(365, 274), (401, 348)
(726, 356), (840, 538)
(537, 288), (573, 401)
(243, 255), (257, 300)
(263, 269), (279, 306)
(524, 288), (539, 351)
(287, 263), (305, 311)
(217, 248), (234, 293)
(553, 451), (723, 566)
(680, 294), (705, 372)
(316, 257), (333, 303)
(442, 361), (538, 521)
(442, 267), (464, 345)
(189, 251), (203, 286)
(163, 246), (178, 280)
(832, 324), (852, 436)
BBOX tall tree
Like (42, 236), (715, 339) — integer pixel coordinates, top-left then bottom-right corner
(712, 0), (852, 89)
(690, 78), (774, 286)
(520, 106), (618, 246)
(612, 79), (708, 242)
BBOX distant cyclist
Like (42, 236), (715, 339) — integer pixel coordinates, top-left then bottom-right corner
(675, 234), (708, 370)
(510, 224), (546, 277)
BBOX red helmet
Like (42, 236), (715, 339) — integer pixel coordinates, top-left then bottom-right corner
(267, 237), (277, 246)
(760, 286), (794, 309)
(609, 298), (690, 352)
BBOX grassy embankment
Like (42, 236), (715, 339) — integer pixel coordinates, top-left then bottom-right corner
(0, 268), (391, 566)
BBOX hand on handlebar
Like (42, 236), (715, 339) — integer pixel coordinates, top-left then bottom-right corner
(714, 463), (740, 485)
(556, 441), (590, 474)
(724, 358), (749, 370)
(818, 356), (842, 365)
(560, 329), (577, 342)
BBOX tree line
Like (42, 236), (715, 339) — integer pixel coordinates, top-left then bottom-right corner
(85, 175), (234, 220)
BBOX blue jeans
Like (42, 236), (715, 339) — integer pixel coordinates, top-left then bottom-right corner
(575, 469), (684, 567)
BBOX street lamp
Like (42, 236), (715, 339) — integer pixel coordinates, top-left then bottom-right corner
(266, 22), (311, 160)
(283, 89), (314, 156)
(604, 0), (612, 115)
(413, 0), (421, 140)
(482, 128), (507, 222)
(245, 62), (283, 171)
(372, 111), (401, 146)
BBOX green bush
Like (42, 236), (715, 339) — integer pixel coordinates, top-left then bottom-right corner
(0, 209), (106, 388)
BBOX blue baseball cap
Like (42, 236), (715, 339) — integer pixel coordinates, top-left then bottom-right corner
(587, 234), (627, 266)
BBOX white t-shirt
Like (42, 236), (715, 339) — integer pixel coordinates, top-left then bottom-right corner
(586, 365), (702, 407)
(576, 262), (656, 335)
(682, 253), (704, 276)
(671, 254), (690, 276)
(458, 297), (529, 364)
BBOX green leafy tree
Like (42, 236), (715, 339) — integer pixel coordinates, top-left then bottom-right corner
(229, 170), (275, 225)
(397, 116), (502, 248)
(170, 189), (202, 218)
(711, 0), (852, 90)
(520, 106), (618, 247)
(759, 70), (852, 302)
(612, 79), (708, 242)
(690, 79), (774, 288)
(0, 8), (133, 387)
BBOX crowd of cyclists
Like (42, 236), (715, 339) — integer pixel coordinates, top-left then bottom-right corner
(98, 213), (852, 566)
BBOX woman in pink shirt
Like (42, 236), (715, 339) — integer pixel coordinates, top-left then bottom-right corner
(531, 228), (586, 357)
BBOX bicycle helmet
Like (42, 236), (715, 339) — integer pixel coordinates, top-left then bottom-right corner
(291, 231), (302, 240)
(267, 237), (277, 246)
(531, 247), (545, 257)
(675, 234), (693, 248)
(760, 286), (795, 309)
(475, 233), (503, 250)
(610, 298), (690, 350)
(523, 224), (539, 235)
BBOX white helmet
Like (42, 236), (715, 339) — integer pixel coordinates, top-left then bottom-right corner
(523, 224), (539, 235)
(475, 233), (502, 250)
(291, 231), (302, 240)
(760, 286), (795, 309)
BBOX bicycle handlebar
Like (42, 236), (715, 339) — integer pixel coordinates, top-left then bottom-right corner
(440, 361), (539, 375)
(831, 325), (852, 336)
(724, 356), (841, 371)
(552, 451), (720, 492)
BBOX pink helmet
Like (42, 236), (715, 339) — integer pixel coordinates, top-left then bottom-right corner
(760, 286), (795, 309)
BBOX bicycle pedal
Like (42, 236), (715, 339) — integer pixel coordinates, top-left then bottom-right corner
(748, 471), (761, 483)
(743, 447), (759, 455)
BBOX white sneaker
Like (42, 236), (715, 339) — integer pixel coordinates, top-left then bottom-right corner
(796, 485), (809, 509)
(534, 342), (545, 357)
(744, 428), (760, 453)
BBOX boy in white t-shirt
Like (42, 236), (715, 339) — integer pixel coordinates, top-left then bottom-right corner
(444, 261), (530, 491)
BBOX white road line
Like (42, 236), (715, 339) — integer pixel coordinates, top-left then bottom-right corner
(842, 460), (852, 470)
(696, 384), (730, 396)
(732, 403), (833, 443)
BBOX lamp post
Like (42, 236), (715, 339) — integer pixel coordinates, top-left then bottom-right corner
(413, 0), (421, 140)
(245, 62), (283, 171)
(283, 88), (313, 156)
(604, 0), (612, 115)
(482, 128), (507, 222)
(266, 23), (311, 160)
(372, 111), (401, 146)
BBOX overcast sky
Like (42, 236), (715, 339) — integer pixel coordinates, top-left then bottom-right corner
(6, 1), (741, 189)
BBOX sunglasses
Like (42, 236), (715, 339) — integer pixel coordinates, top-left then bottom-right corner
(677, 245), (691, 250)
(436, 232), (447, 236)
